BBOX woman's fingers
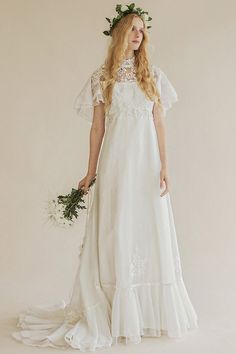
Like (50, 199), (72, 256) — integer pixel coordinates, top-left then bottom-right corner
(160, 177), (169, 197)
(160, 179), (164, 189)
(78, 182), (83, 189)
(82, 183), (90, 194)
(78, 176), (87, 190)
(160, 186), (168, 197)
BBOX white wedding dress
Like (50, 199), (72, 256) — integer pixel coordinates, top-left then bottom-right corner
(12, 56), (198, 351)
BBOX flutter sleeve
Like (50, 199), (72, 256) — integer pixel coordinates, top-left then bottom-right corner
(73, 64), (105, 123)
(152, 64), (178, 116)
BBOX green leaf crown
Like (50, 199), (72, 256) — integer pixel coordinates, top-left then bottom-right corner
(103, 3), (152, 36)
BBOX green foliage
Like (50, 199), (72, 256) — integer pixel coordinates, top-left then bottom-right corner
(103, 2), (152, 36)
(128, 3), (135, 11)
(57, 177), (96, 221)
(116, 4), (122, 13)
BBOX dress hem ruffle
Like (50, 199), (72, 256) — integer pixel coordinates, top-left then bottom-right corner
(11, 277), (198, 351)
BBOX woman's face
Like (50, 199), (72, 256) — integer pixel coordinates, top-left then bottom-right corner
(127, 16), (144, 50)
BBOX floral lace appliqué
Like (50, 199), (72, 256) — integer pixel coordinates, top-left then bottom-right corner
(91, 65), (105, 106)
(129, 246), (148, 278)
(116, 56), (136, 82)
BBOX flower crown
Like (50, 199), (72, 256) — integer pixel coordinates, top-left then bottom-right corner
(103, 3), (152, 36)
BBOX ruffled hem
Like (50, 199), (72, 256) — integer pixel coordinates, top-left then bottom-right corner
(11, 277), (198, 351)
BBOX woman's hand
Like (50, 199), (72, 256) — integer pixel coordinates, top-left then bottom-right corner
(160, 167), (170, 197)
(78, 173), (97, 194)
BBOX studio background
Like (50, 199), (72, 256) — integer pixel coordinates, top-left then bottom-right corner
(1, 1), (235, 353)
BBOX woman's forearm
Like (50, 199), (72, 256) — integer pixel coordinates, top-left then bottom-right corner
(156, 123), (168, 169)
(87, 126), (105, 176)
(86, 103), (106, 177)
(153, 104), (168, 169)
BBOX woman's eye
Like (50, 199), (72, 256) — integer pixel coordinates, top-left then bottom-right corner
(131, 27), (144, 33)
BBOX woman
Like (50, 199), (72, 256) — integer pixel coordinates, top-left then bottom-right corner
(12, 3), (199, 351)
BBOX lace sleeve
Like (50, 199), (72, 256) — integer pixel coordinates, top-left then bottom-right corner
(73, 64), (105, 124)
(152, 65), (178, 116)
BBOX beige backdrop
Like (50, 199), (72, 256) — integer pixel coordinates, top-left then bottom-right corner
(1, 1), (235, 353)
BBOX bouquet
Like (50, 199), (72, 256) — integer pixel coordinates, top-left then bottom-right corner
(47, 176), (96, 228)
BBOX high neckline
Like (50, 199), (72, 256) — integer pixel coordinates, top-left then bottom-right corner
(120, 55), (135, 67)
(116, 56), (136, 82)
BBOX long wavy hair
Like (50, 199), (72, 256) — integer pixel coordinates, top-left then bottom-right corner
(101, 13), (162, 113)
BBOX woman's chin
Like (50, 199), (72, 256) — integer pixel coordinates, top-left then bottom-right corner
(130, 44), (140, 50)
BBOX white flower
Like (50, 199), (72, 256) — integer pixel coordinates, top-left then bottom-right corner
(121, 5), (128, 12)
(47, 199), (75, 228)
(143, 13), (149, 21)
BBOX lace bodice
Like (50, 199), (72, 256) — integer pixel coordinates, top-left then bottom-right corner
(116, 56), (136, 82)
(73, 59), (178, 123)
(91, 56), (136, 87)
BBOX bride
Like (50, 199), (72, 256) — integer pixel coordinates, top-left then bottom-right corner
(12, 3), (199, 351)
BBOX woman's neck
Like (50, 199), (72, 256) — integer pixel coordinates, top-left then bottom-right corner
(124, 50), (135, 59)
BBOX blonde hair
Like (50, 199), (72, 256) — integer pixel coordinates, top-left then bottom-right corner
(100, 13), (162, 113)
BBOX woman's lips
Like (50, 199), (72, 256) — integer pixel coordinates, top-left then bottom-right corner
(132, 40), (140, 43)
